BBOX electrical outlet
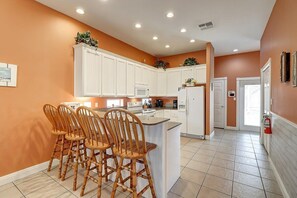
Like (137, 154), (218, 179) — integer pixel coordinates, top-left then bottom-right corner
(95, 102), (99, 108)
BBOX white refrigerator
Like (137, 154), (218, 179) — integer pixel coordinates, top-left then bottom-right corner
(178, 86), (205, 139)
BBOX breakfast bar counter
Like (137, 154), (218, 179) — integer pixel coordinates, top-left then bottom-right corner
(95, 110), (181, 198)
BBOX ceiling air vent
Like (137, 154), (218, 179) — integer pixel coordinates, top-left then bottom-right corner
(198, 21), (213, 30)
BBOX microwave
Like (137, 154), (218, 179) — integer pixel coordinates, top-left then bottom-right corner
(134, 84), (149, 98)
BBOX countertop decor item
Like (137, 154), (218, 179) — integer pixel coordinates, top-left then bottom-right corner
(75, 31), (98, 48)
(185, 78), (196, 86)
(183, 57), (198, 66)
(154, 59), (169, 70)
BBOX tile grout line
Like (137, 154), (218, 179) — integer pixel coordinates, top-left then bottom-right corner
(12, 182), (26, 198)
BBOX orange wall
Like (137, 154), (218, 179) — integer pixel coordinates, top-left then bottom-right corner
(214, 51), (260, 127)
(0, 0), (156, 176)
(261, 0), (297, 124)
(160, 50), (206, 68)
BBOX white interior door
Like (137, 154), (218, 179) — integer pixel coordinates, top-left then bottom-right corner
(238, 78), (261, 132)
(213, 79), (226, 128)
(261, 60), (271, 152)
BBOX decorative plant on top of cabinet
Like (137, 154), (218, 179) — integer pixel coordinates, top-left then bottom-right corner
(183, 57), (199, 66)
(75, 31), (98, 48)
(154, 59), (169, 70)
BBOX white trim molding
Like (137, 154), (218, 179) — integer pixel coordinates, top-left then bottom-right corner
(0, 159), (59, 186)
(269, 157), (290, 198)
(271, 111), (297, 129)
(225, 126), (238, 131)
(205, 130), (215, 140)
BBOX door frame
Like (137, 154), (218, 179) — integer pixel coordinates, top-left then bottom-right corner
(260, 58), (272, 145)
(236, 77), (261, 131)
(213, 77), (227, 129)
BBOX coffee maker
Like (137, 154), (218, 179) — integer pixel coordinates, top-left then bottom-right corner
(173, 100), (178, 109)
(155, 99), (163, 107)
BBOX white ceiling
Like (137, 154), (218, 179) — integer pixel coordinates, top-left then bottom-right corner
(37, 0), (275, 57)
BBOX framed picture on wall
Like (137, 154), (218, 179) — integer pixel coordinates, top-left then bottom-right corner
(280, 52), (290, 83)
(293, 52), (297, 87)
(0, 63), (18, 87)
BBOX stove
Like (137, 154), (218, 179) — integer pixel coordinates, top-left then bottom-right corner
(127, 102), (156, 117)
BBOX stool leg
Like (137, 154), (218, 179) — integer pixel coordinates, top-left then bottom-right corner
(61, 140), (73, 181)
(58, 135), (65, 178)
(83, 141), (88, 168)
(97, 152), (103, 198)
(80, 149), (93, 197)
(111, 157), (123, 198)
(143, 156), (156, 198)
(104, 151), (108, 182)
(73, 140), (80, 191)
(47, 135), (59, 172)
(131, 159), (137, 198)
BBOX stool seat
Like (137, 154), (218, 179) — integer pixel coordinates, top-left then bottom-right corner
(113, 140), (157, 159)
(51, 130), (67, 136)
(65, 133), (85, 141)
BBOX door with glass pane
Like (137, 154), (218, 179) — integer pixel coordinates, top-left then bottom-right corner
(239, 79), (261, 132)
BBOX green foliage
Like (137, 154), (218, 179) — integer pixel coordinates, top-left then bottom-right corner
(75, 31), (98, 48)
(185, 78), (196, 84)
(154, 59), (169, 70)
(183, 57), (199, 66)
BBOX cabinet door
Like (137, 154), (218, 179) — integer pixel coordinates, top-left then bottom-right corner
(148, 70), (157, 96)
(166, 70), (181, 96)
(142, 68), (149, 86)
(126, 62), (135, 96)
(157, 71), (167, 96)
(101, 53), (116, 96)
(116, 58), (127, 96)
(83, 49), (101, 96)
(195, 65), (206, 84)
(135, 65), (143, 84)
(181, 68), (194, 84)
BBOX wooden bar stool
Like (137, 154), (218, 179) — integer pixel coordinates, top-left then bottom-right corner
(43, 104), (68, 178)
(104, 108), (157, 198)
(76, 107), (120, 198)
(58, 104), (87, 191)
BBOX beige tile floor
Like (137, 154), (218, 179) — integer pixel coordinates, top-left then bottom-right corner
(0, 129), (283, 198)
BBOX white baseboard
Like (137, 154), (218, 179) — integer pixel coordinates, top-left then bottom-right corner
(205, 130), (215, 140)
(0, 159), (59, 186)
(224, 126), (238, 131)
(269, 157), (290, 198)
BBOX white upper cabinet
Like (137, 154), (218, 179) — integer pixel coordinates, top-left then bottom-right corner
(126, 62), (135, 96)
(116, 58), (127, 96)
(181, 68), (194, 84)
(195, 65), (207, 84)
(74, 44), (207, 98)
(148, 69), (157, 96)
(101, 53), (116, 96)
(166, 70), (182, 96)
(74, 45), (101, 97)
(135, 65), (143, 85)
(157, 70), (167, 96)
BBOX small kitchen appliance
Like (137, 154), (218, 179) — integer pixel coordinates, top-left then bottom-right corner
(155, 99), (163, 107)
(173, 100), (178, 109)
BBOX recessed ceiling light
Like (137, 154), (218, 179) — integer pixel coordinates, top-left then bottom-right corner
(76, 8), (85, 15)
(233, 49), (239, 52)
(190, 39), (195, 43)
(166, 12), (174, 18)
(165, 45), (170, 48)
(153, 36), (158, 40)
(180, 28), (187, 33)
(135, 23), (142, 29)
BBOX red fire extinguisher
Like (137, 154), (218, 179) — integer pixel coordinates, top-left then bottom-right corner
(263, 116), (272, 134)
